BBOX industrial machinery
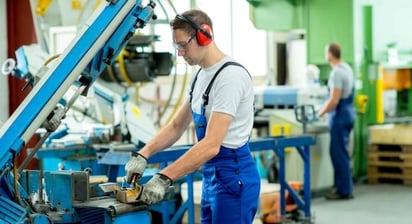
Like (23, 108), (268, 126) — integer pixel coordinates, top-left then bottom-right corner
(100, 34), (174, 83)
(254, 85), (327, 112)
(0, 1), (157, 223)
(254, 85), (334, 195)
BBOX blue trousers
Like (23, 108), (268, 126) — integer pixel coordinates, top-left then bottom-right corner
(329, 120), (353, 195)
(200, 143), (260, 224)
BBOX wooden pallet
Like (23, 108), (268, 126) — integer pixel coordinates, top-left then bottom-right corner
(368, 143), (412, 185)
(368, 176), (412, 185)
(368, 144), (412, 153)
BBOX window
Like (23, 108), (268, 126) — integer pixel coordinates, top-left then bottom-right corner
(196, 0), (268, 76)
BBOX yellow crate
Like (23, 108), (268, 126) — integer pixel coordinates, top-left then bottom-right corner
(382, 68), (411, 91)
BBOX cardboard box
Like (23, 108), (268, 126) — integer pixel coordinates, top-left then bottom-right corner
(369, 124), (412, 145)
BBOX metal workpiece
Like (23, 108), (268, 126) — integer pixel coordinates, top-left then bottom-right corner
(74, 197), (148, 215)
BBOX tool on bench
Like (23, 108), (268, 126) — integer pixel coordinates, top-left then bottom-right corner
(99, 175), (174, 204)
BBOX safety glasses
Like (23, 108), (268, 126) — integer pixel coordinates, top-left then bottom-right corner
(173, 35), (196, 50)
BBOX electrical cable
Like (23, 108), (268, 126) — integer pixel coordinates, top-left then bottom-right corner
(155, 58), (179, 126)
(164, 62), (189, 125)
(116, 49), (134, 85)
(43, 54), (61, 66)
(13, 156), (20, 201)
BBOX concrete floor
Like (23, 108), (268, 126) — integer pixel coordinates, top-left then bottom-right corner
(253, 183), (412, 224)
(311, 183), (412, 224)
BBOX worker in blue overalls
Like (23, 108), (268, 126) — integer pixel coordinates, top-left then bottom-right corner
(125, 9), (261, 223)
(318, 42), (355, 200)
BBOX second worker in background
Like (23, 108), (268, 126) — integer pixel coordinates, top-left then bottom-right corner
(318, 42), (355, 200)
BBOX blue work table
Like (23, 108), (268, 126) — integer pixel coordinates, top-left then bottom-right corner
(36, 135), (315, 223)
(139, 135), (316, 223)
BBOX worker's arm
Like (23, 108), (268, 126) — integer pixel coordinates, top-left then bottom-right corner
(318, 88), (341, 117)
(138, 100), (193, 158)
(125, 100), (192, 184)
(160, 111), (232, 181)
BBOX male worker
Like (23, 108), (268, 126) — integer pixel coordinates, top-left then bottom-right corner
(318, 42), (355, 200)
(125, 9), (261, 223)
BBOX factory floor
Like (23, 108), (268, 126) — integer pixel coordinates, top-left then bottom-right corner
(311, 183), (412, 224)
(253, 182), (412, 224)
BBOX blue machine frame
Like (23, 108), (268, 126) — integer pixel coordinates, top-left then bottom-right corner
(75, 135), (316, 223)
(0, 0), (156, 223)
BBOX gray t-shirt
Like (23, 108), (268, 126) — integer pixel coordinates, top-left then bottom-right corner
(328, 62), (354, 99)
(188, 56), (254, 148)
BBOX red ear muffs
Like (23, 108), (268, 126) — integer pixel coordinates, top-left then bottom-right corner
(197, 24), (212, 46)
(175, 14), (213, 46)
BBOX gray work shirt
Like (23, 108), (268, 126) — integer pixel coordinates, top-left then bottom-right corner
(328, 62), (354, 99)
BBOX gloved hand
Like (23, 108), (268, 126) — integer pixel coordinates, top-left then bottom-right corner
(125, 152), (147, 184)
(138, 173), (173, 204)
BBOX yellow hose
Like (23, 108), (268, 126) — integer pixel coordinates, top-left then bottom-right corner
(44, 54), (61, 66)
(164, 65), (189, 125)
(117, 49), (134, 85)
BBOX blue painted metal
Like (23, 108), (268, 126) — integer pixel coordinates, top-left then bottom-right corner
(97, 136), (315, 223)
(0, 196), (27, 223)
(250, 136), (315, 220)
(0, 0), (132, 157)
(0, 0), (155, 169)
(262, 86), (299, 107)
(45, 126), (69, 146)
(13, 47), (29, 79)
(35, 135), (315, 223)
(112, 211), (151, 223)
(0, 0), (156, 223)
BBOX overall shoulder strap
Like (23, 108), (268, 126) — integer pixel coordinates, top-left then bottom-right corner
(189, 68), (202, 104)
(202, 61), (250, 106)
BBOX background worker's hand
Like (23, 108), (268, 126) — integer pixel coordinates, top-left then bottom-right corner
(125, 152), (147, 184)
(138, 173), (173, 204)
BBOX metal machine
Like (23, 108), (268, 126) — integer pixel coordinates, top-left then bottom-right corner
(254, 85), (327, 112)
(0, 1), (156, 223)
(254, 85), (334, 195)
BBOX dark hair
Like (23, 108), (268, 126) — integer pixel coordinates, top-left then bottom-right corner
(170, 9), (213, 36)
(328, 42), (341, 59)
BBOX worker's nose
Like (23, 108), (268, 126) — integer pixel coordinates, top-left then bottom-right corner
(177, 49), (185, 56)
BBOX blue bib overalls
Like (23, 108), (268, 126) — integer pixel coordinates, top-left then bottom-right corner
(190, 62), (260, 224)
(328, 88), (354, 196)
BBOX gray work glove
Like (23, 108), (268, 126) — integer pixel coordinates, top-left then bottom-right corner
(125, 152), (147, 184)
(138, 173), (173, 204)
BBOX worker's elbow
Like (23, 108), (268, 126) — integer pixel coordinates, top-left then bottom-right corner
(202, 138), (222, 157)
(210, 144), (221, 157)
(330, 99), (340, 108)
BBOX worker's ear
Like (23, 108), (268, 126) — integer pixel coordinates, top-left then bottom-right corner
(196, 24), (212, 46)
(175, 14), (212, 46)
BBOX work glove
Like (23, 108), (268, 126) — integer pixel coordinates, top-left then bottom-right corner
(125, 152), (147, 184)
(138, 173), (173, 204)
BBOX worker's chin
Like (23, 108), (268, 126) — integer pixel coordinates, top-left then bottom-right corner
(184, 58), (195, 65)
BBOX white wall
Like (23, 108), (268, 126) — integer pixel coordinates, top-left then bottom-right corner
(0, 0), (8, 124)
(354, 0), (412, 64)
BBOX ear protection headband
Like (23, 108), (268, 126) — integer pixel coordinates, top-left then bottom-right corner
(176, 14), (212, 46)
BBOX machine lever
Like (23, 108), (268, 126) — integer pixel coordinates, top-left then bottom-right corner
(17, 132), (51, 173)
(18, 84), (87, 173)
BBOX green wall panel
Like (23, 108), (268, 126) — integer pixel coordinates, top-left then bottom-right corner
(249, 0), (305, 31)
(306, 0), (354, 65)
